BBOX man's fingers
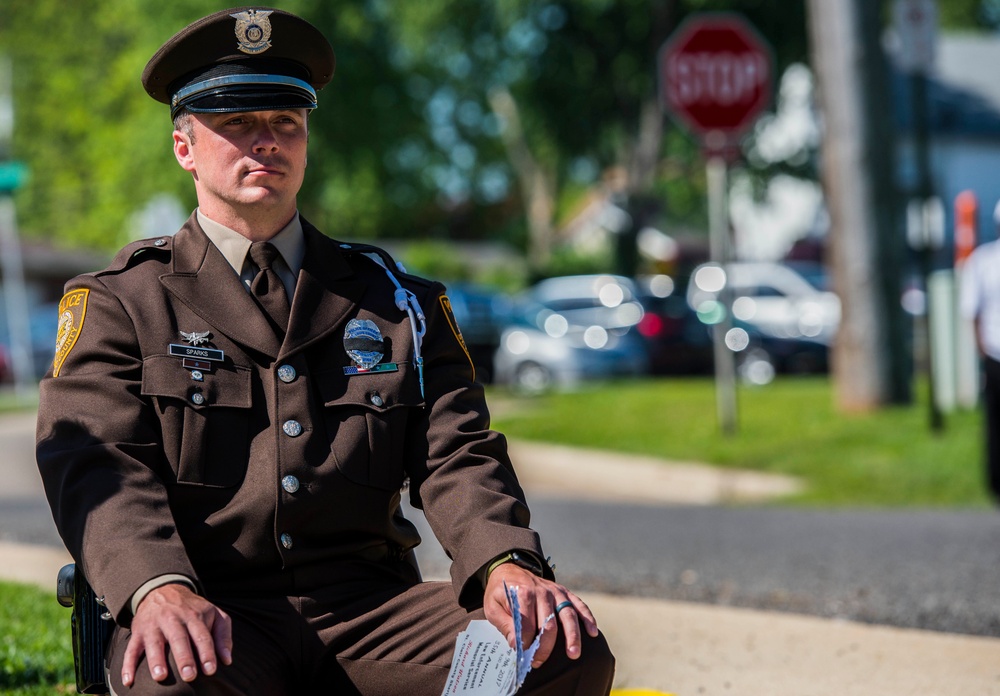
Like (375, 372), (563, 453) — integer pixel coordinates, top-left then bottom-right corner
(556, 604), (583, 660)
(212, 610), (234, 666)
(529, 615), (559, 667)
(188, 616), (222, 676)
(121, 632), (146, 687)
(162, 618), (200, 682)
(141, 633), (171, 682)
(573, 598), (600, 638)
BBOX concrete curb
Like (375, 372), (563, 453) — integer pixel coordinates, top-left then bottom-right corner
(5, 539), (1000, 695)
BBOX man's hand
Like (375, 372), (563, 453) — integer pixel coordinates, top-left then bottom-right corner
(122, 583), (233, 687)
(483, 563), (599, 669)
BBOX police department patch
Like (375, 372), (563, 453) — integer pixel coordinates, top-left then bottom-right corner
(439, 295), (474, 379)
(53, 289), (89, 377)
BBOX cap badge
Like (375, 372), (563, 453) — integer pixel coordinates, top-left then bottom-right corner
(343, 319), (398, 375)
(231, 9), (273, 55)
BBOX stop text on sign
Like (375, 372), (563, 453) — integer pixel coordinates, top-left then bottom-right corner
(658, 13), (774, 145)
(667, 52), (769, 107)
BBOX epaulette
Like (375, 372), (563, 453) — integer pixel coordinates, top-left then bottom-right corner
(334, 241), (433, 288)
(93, 236), (173, 276)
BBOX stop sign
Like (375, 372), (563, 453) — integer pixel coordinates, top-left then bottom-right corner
(659, 14), (773, 143)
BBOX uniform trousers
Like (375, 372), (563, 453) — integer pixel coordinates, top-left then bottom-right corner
(106, 580), (615, 695)
(983, 356), (1000, 500)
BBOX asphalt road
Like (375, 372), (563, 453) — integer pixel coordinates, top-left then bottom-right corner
(7, 408), (1000, 641)
(406, 499), (1000, 639)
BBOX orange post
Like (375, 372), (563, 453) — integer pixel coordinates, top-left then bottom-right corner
(955, 190), (978, 267)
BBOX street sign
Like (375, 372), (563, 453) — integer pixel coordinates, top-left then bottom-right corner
(893, 0), (937, 74)
(0, 161), (27, 192)
(659, 13), (773, 152)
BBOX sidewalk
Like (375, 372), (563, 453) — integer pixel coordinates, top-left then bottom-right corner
(5, 428), (1000, 694)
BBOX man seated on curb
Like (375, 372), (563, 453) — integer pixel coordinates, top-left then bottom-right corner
(35, 6), (614, 695)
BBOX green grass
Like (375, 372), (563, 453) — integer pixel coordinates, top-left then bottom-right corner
(0, 388), (39, 415)
(0, 581), (74, 695)
(489, 376), (991, 507)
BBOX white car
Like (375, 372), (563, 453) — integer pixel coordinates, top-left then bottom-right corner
(493, 275), (650, 394)
(686, 262), (841, 345)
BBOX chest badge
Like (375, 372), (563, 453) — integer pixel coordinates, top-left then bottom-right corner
(171, 330), (223, 373)
(343, 319), (398, 375)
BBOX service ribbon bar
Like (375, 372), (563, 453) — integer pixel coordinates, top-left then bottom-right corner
(343, 362), (399, 376)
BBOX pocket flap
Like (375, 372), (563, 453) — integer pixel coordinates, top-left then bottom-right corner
(141, 355), (252, 409)
(317, 362), (423, 410)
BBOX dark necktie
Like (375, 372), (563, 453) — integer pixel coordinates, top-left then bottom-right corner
(249, 241), (291, 335)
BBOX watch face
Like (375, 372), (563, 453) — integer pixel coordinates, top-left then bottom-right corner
(511, 552), (543, 575)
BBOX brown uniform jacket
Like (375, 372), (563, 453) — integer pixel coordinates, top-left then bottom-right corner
(36, 214), (548, 624)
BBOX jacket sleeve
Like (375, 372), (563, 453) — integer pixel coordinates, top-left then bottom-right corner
(35, 275), (197, 624)
(405, 283), (553, 607)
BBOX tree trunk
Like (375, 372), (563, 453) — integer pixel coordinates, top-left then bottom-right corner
(808, 0), (902, 411)
(488, 87), (555, 273)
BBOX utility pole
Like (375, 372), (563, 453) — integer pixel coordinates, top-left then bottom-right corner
(0, 56), (35, 402)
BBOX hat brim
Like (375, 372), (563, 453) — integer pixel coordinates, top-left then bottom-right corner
(170, 73), (318, 119)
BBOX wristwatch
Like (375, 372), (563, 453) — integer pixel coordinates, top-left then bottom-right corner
(485, 550), (545, 581)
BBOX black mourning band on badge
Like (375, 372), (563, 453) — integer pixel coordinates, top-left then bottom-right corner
(343, 337), (385, 353)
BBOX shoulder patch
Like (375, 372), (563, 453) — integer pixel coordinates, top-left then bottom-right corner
(439, 295), (475, 380)
(52, 289), (89, 377)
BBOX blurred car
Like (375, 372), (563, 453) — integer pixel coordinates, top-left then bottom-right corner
(635, 274), (714, 375)
(687, 261), (841, 345)
(0, 343), (10, 383)
(444, 283), (508, 383)
(493, 274), (649, 394)
(638, 273), (829, 384)
(0, 303), (59, 382)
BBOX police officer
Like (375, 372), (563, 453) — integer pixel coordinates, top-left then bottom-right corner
(36, 7), (613, 694)
(960, 200), (1000, 502)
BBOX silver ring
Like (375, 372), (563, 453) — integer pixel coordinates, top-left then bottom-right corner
(555, 600), (574, 614)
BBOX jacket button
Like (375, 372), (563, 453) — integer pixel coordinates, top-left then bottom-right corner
(370, 393), (384, 407)
(281, 475), (300, 493)
(191, 392), (205, 405)
(280, 533), (293, 549)
(282, 420), (303, 437)
(277, 365), (297, 383)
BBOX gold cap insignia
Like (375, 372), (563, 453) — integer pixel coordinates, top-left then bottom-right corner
(231, 9), (273, 55)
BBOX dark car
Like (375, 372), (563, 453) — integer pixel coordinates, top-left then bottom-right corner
(636, 274), (829, 384)
(636, 274), (714, 375)
(0, 303), (59, 382)
(444, 283), (508, 384)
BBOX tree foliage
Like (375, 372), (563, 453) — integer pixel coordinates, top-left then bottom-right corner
(5, 0), (945, 271)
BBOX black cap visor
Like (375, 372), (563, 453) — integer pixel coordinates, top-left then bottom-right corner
(171, 74), (317, 119)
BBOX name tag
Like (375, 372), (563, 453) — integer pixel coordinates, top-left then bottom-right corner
(169, 344), (225, 362)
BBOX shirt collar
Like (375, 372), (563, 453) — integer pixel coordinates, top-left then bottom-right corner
(196, 209), (306, 276)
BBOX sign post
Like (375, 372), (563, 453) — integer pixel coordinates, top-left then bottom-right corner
(659, 13), (773, 434)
